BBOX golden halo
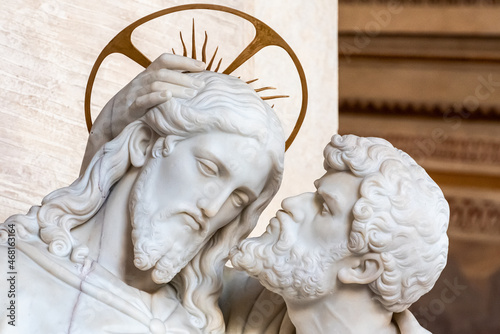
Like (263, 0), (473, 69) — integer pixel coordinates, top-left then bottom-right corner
(84, 4), (308, 151)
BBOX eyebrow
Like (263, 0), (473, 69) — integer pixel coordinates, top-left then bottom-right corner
(317, 187), (339, 209)
(194, 147), (228, 174)
(193, 147), (258, 200)
(320, 190), (336, 202)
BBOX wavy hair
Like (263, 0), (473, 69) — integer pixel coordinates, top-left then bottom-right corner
(2, 71), (284, 333)
(323, 134), (449, 312)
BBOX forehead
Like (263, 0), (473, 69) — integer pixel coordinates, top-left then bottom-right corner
(192, 132), (266, 167)
(191, 132), (273, 194)
(316, 171), (362, 202)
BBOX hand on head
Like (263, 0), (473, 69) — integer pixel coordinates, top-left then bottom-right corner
(111, 53), (206, 136)
(82, 53), (207, 172)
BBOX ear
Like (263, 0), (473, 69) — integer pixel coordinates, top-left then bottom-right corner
(337, 253), (384, 285)
(129, 126), (154, 168)
(150, 135), (183, 159)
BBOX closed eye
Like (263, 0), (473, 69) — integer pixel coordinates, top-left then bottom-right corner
(232, 190), (249, 208)
(321, 201), (331, 215)
(197, 159), (219, 177)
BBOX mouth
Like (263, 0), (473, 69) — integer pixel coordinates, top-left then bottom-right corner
(276, 210), (292, 225)
(266, 209), (293, 234)
(183, 212), (205, 231)
(266, 217), (280, 234)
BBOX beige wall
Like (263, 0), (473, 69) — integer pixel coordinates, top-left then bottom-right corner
(0, 0), (338, 234)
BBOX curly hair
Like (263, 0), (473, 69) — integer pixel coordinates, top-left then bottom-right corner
(323, 134), (449, 312)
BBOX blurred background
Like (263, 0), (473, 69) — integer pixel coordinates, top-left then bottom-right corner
(339, 1), (500, 333)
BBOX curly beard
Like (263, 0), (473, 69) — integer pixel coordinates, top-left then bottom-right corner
(129, 158), (204, 284)
(231, 219), (350, 300)
(129, 204), (193, 284)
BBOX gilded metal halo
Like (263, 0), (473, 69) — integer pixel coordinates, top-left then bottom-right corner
(84, 4), (308, 151)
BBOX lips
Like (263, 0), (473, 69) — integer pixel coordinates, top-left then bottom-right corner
(276, 210), (293, 226)
(183, 212), (205, 231)
(267, 217), (281, 234)
(267, 210), (294, 235)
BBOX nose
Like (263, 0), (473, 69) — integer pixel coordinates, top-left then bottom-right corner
(281, 192), (316, 223)
(198, 191), (230, 218)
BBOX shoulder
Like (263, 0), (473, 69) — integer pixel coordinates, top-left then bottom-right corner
(393, 310), (432, 334)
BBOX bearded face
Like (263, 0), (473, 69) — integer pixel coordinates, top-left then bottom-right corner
(231, 215), (350, 301)
(129, 157), (208, 284)
(128, 132), (273, 284)
(231, 171), (364, 302)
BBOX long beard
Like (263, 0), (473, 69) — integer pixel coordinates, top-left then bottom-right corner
(231, 219), (350, 300)
(129, 158), (202, 284)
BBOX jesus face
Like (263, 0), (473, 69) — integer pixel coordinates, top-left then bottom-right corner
(231, 171), (362, 301)
(129, 131), (273, 284)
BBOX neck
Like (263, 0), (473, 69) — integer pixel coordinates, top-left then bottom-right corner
(72, 167), (160, 293)
(285, 285), (399, 334)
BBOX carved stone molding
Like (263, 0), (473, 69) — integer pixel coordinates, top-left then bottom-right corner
(338, 113), (500, 190)
(372, 133), (500, 166)
(447, 196), (500, 237)
(340, 98), (500, 120)
(339, 33), (500, 63)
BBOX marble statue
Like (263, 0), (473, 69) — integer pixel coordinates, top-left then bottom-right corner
(0, 49), (450, 334)
(231, 134), (450, 334)
(0, 54), (285, 334)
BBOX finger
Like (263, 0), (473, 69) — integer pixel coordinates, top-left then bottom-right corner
(149, 53), (205, 72)
(132, 91), (173, 112)
(148, 82), (198, 99)
(145, 69), (205, 89)
(143, 69), (205, 90)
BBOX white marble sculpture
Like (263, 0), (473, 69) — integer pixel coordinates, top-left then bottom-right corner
(0, 49), (450, 334)
(231, 134), (450, 334)
(0, 54), (285, 334)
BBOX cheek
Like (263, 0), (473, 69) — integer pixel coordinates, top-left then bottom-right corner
(155, 161), (205, 197)
(324, 217), (351, 245)
(201, 180), (223, 199)
(207, 202), (245, 235)
(308, 216), (340, 243)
